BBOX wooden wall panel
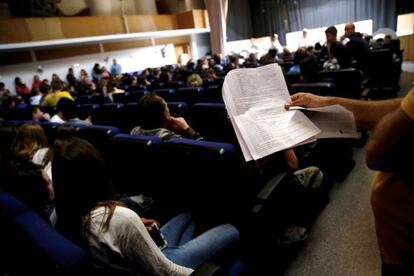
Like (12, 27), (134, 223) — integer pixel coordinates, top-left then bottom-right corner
(103, 40), (153, 52)
(26, 18), (64, 41)
(176, 11), (195, 29)
(0, 51), (32, 66)
(127, 15), (178, 32)
(400, 34), (414, 61)
(35, 45), (100, 61)
(192, 10), (207, 28)
(60, 16), (125, 38)
(0, 19), (31, 43)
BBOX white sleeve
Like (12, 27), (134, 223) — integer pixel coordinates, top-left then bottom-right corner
(110, 207), (193, 276)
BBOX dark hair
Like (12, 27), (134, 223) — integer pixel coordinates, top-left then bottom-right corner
(300, 55), (320, 82)
(56, 98), (76, 120)
(0, 82), (4, 89)
(51, 81), (63, 91)
(330, 42), (352, 68)
(52, 138), (114, 243)
(40, 83), (51, 95)
(269, 48), (278, 58)
(137, 92), (167, 129)
(14, 77), (22, 86)
(325, 26), (337, 36)
(293, 48), (309, 65)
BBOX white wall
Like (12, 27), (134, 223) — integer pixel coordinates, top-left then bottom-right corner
(0, 44), (176, 94)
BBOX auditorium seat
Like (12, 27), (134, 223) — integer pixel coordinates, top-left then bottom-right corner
(176, 87), (204, 105)
(125, 90), (146, 103)
(291, 82), (336, 96)
(160, 138), (250, 222)
(163, 81), (184, 90)
(167, 102), (189, 118)
(319, 68), (362, 98)
(119, 103), (141, 133)
(77, 104), (99, 120)
(126, 84), (146, 93)
(189, 103), (236, 143)
(108, 134), (162, 196)
(77, 125), (120, 159)
(200, 85), (223, 103)
(93, 103), (124, 126)
(153, 88), (176, 102)
(112, 92), (127, 104)
(40, 122), (66, 144)
(280, 61), (294, 72)
(285, 72), (302, 84)
(146, 83), (164, 91)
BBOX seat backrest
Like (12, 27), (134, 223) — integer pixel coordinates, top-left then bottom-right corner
(176, 87), (204, 105)
(160, 138), (249, 222)
(125, 90), (146, 104)
(318, 68), (362, 98)
(94, 103), (124, 126)
(163, 81), (184, 90)
(119, 103), (141, 133)
(77, 125), (120, 159)
(108, 134), (162, 196)
(167, 102), (189, 118)
(189, 103), (237, 143)
(153, 88), (176, 102)
(77, 104), (100, 120)
(291, 82), (336, 96)
(0, 191), (29, 217)
(199, 85), (223, 103)
(112, 92), (127, 104)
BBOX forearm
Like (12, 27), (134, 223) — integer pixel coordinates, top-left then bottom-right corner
(324, 97), (402, 129)
(366, 108), (414, 172)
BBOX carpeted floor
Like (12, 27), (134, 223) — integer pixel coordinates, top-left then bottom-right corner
(284, 61), (414, 276)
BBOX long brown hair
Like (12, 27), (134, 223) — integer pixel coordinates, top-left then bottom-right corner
(52, 138), (119, 244)
(11, 124), (48, 160)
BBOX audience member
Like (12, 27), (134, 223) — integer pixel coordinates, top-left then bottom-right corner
(341, 22), (371, 71)
(52, 138), (239, 274)
(50, 97), (91, 125)
(298, 28), (311, 48)
(51, 73), (65, 89)
(42, 81), (73, 107)
(29, 88), (43, 106)
(91, 63), (103, 83)
(131, 92), (202, 140)
(260, 48), (278, 65)
(0, 82), (11, 105)
(15, 77), (30, 98)
(186, 74), (203, 87)
(32, 107), (50, 122)
(66, 67), (77, 86)
(110, 58), (122, 76)
(288, 48), (309, 74)
(32, 75), (42, 91)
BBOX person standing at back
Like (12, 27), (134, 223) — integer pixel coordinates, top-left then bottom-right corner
(110, 59), (122, 76)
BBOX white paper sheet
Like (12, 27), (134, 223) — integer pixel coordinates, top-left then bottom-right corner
(223, 63), (321, 161)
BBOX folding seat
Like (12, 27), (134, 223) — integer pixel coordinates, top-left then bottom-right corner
(146, 82), (164, 91)
(0, 192), (92, 275)
(40, 121), (65, 144)
(153, 88), (176, 102)
(2, 107), (32, 121)
(199, 85), (223, 103)
(125, 90), (146, 103)
(89, 94), (110, 105)
(163, 81), (184, 90)
(189, 103), (237, 143)
(112, 92), (127, 104)
(285, 72), (301, 84)
(93, 103), (124, 127)
(167, 102), (189, 118)
(119, 103), (142, 133)
(76, 94), (92, 105)
(291, 82), (336, 96)
(126, 84), (146, 93)
(76, 104), (99, 120)
(175, 86), (204, 105)
(76, 125), (120, 159)
(319, 68), (362, 98)
(108, 134), (162, 196)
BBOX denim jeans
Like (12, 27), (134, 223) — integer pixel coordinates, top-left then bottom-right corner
(160, 213), (239, 269)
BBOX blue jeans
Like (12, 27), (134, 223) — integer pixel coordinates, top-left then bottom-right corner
(160, 213), (239, 269)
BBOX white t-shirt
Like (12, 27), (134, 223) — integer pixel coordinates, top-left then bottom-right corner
(32, 147), (52, 180)
(50, 114), (65, 124)
(86, 206), (193, 276)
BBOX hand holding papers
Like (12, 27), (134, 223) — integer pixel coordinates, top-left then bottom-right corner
(222, 63), (357, 161)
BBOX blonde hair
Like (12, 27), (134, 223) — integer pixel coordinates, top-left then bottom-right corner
(187, 74), (203, 87)
(12, 124), (48, 160)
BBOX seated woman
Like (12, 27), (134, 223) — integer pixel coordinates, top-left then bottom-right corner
(52, 138), (239, 275)
(131, 92), (202, 140)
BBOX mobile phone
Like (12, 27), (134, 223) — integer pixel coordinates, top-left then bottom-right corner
(148, 223), (168, 250)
